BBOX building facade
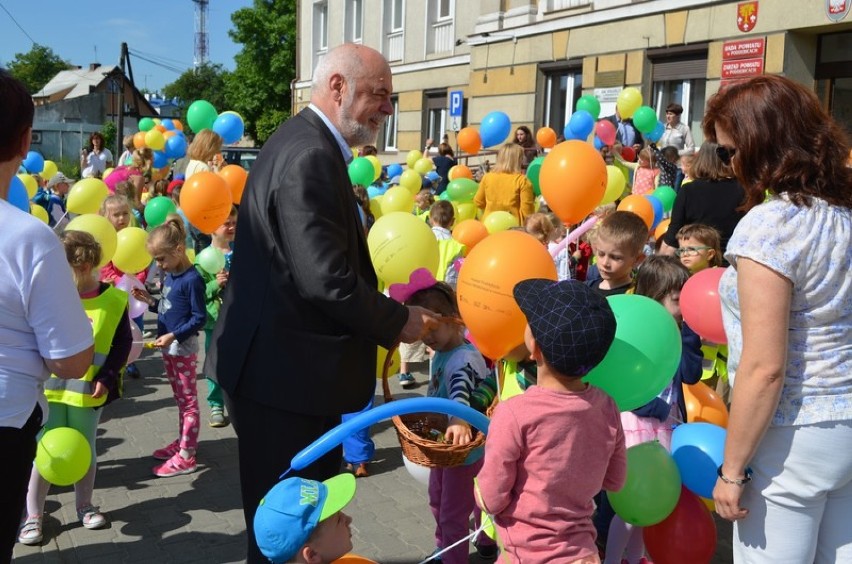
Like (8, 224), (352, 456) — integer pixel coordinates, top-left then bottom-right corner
(294, 0), (852, 158)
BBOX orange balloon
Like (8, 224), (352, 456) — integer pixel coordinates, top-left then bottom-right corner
(539, 141), (607, 225)
(682, 382), (729, 428)
(617, 195), (655, 230)
(133, 131), (147, 149)
(155, 124), (167, 133)
(172, 120), (184, 131)
(452, 219), (488, 254)
(333, 555), (378, 564)
(457, 230), (557, 360)
(180, 171), (233, 234)
(457, 127), (482, 155)
(536, 127), (557, 149)
(654, 218), (671, 240)
(448, 164), (473, 181)
(163, 130), (177, 140)
(218, 164), (248, 204)
(151, 166), (170, 181)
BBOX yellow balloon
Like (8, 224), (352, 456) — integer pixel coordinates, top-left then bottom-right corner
(413, 157), (433, 175)
(369, 197), (383, 221)
(701, 496), (716, 513)
(144, 129), (165, 151)
(602, 165), (627, 205)
(616, 87), (643, 119)
(400, 170), (422, 194)
(67, 179), (109, 215)
(18, 174), (38, 198)
(41, 161), (58, 181)
(376, 345), (401, 379)
(367, 212), (439, 285)
(103, 167), (114, 180)
(364, 155), (382, 182)
(186, 248), (196, 262)
(112, 227), (152, 274)
(140, 192), (151, 204)
(456, 202), (478, 222)
(380, 186), (415, 215)
(483, 211), (519, 234)
(65, 214), (117, 268)
(31, 204), (49, 224)
(406, 150), (423, 168)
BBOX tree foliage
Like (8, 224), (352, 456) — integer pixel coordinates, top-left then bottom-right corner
(6, 44), (70, 94)
(226, 1), (297, 144)
(162, 63), (230, 114)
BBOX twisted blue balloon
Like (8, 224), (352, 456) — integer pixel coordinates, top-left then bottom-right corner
(288, 397), (491, 473)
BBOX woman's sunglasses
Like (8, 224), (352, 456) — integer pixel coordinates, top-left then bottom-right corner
(716, 145), (737, 166)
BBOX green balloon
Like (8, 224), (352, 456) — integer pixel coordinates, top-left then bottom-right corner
(348, 157), (375, 187)
(607, 441), (681, 526)
(196, 246), (226, 274)
(144, 196), (178, 228)
(446, 178), (479, 202)
(186, 100), (218, 133)
(526, 156), (545, 196)
(632, 106), (658, 134)
(576, 95), (602, 120)
(438, 190), (451, 201)
(584, 294), (682, 410)
(138, 117), (155, 132)
(35, 427), (92, 486)
(653, 185), (676, 213)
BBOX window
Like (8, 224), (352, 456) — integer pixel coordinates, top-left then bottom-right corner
(816, 32), (852, 135)
(377, 96), (399, 151)
(652, 79), (706, 148)
(384, 0), (405, 62)
(427, 0), (454, 54)
(541, 67), (583, 133)
(391, 0), (404, 31)
(345, 0), (363, 43)
(314, 2), (328, 52)
(438, 0), (452, 19)
(423, 92), (448, 149)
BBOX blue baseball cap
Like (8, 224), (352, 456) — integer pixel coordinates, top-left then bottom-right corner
(513, 279), (616, 376)
(254, 473), (356, 563)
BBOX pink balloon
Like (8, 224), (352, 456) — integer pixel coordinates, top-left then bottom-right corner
(114, 274), (148, 318)
(681, 267), (728, 344)
(127, 321), (143, 364)
(595, 120), (617, 146)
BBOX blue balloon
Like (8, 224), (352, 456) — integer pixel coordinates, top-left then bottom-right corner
(161, 118), (175, 131)
(479, 111), (512, 148)
(212, 113), (245, 145)
(644, 194), (664, 229)
(164, 134), (187, 159)
(563, 123), (585, 141)
(152, 150), (169, 169)
(386, 163), (403, 179)
(671, 422), (726, 499)
(366, 185), (385, 199)
(647, 121), (665, 143)
(593, 136), (605, 150)
(8, 176), (31, 212)
(290, 397), (490, 472)
(23, 151), (45, 174)
(567, 110), (595, 139)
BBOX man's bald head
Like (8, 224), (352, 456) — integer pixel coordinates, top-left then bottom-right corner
(311, 44), (389, 97)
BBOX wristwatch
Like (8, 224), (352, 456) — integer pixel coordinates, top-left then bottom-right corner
(717, 465), (753, 486)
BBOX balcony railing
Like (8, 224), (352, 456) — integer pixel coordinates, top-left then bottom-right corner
(430, 19), (454, 54)
(386, 30), (404, 62)
(548, 0), (592, 10)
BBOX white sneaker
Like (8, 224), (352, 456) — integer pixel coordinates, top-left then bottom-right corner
(18, 515), (42, 545)
(78, 506), (107, 530)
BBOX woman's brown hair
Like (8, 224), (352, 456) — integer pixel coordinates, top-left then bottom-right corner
(689, 142), (734, 181)
(703, 75), (852, 210)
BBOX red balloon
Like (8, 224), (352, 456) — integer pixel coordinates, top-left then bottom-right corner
(644, 487), (717, 564)
(595, 120), (617, 146)
(681, 267), (727, 344)
(621, 146), (637, 162)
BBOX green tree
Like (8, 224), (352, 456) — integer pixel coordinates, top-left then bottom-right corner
(6, 44), (70, 94)
(100, 121), (117, 156)
(226, 1), (297, 144)
(163, 63), (230, 114)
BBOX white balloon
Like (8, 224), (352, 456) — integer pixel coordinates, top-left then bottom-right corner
(127, 321), (143, 364)
(402, 455), (431, 486)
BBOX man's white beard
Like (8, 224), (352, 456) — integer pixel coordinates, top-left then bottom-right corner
(338, 87), (385, 147)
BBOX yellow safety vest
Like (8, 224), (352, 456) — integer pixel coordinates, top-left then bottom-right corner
(44, 286), (128, 408)
(436, 238), (465, 282)
(701, 342), (729, 382)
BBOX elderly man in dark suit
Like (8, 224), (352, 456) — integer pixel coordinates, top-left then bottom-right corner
(206, 43), (435, 562)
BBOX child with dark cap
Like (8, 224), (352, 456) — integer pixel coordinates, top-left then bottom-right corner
(254, 473), (357, 563)
(476, 280), (627, 563)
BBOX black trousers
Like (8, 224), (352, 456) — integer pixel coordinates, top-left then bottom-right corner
(224, 392), (342, 564)
(0, 404), (42, 564)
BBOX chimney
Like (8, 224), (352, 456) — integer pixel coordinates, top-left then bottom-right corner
(89, 63), (101, 72)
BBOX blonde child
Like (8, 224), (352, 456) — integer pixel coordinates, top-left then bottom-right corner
(131, 215), (206, 477)
(429, 200), (465, 287)
(524, 212), (555, 247)
(415, 189), (434, 218)
(197, 207), (237, 428)
(477, 280), (626, 563)
(617, 147), (659, 196)
(390, 269), (495, 563)
(184, 130), (224, 179)
(587, 211), (648, 296)
(675, 223), (722, 274)
(603, 256), (703, 564)
(18, 231), (132, 545)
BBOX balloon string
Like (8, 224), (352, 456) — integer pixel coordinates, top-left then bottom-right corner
(416, 513), (493, 564)
(549, 215), (598, 259)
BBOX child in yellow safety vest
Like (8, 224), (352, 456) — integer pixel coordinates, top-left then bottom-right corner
(18, 231), (132, 546)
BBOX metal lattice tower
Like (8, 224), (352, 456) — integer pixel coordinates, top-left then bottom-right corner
(192, 0), (209, 69)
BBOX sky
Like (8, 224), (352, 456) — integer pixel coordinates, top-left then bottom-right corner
(0, 0), (255, 93)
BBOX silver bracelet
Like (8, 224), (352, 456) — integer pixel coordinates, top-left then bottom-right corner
(717, 465), (753, 486)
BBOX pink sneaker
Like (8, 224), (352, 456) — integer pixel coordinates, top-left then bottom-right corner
(152, 453), (197, 477)
(152, 441), (180, 460)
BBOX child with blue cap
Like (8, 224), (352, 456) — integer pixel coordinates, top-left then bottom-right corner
(254, 473), (357, 563)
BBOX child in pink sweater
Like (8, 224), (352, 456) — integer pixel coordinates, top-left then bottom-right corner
(476, 280), (626, 563)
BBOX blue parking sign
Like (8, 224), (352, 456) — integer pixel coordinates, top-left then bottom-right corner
(449, 90), (463, 117)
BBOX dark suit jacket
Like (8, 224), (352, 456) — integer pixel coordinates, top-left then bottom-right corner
(206, 108), (409, 416)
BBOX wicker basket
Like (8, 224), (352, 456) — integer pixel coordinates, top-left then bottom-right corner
(381, 342), (487, 468)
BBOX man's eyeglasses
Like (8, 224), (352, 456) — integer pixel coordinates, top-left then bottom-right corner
(675, 246), (713, 257)
(715, 145), (737, 166)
